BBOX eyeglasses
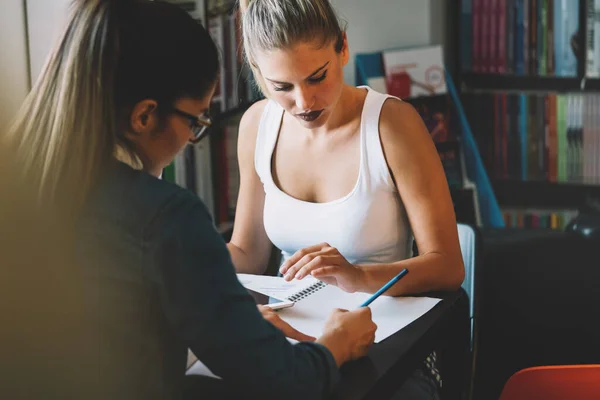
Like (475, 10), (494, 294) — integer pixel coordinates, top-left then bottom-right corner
(170, 108), (212, 143)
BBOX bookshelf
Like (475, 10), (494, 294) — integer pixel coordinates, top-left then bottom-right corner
(456, 0), (600, 229)
(164, 0), (261, 231)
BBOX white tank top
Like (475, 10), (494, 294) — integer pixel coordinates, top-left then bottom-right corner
(255, 86), (412, 265)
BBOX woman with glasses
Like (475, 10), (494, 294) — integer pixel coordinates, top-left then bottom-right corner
(4, 1), (377, 399)
(170, 108), (212, 144)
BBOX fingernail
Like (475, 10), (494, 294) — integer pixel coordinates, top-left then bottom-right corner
(295, 273), (303, 279)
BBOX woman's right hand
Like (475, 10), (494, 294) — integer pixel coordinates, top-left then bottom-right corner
(317, 308), (377, 366)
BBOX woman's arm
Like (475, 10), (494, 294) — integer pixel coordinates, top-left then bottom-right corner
(147, 193), (340, 399)
(226, 100), (273, 274)
(358, 99), (464, 295)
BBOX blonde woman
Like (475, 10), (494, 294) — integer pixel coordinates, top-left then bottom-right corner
(5, 0), (377, 399)
(229, 0), (466, 398)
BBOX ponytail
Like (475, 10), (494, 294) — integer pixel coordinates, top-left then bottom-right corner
(5, 0), (219, 215)
(6, 0), (120, 213)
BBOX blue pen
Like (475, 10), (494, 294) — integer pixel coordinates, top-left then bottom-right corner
(359, 268), (409, 307)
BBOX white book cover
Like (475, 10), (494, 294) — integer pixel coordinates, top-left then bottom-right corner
(382, 45), (447, 99)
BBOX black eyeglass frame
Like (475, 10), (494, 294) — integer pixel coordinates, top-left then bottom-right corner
(171, 108), (212, 143)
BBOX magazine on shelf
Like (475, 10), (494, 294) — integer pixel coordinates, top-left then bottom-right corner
(382, 45), (447, 99)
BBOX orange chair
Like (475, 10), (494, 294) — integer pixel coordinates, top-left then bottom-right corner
(498, 365), (600, 400)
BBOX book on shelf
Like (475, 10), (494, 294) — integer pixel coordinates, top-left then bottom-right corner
(460, 0), (580, 77)
(502, 207), (578, 229)
(381, 45), (447, 99)
(462, 91), (600, 185)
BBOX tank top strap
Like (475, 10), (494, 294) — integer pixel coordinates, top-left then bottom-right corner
(359, 86), (400, 192)
(254, 100), (284, 185)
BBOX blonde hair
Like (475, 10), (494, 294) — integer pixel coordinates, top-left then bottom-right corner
(240, 0), (345, 95)
(6, 0), (119, 211)
(5, 0), (219, 213)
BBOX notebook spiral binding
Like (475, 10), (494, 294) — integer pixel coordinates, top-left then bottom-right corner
(287, 280), (328, 302)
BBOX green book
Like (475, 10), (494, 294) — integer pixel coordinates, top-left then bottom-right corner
(556, 95), (567, 182)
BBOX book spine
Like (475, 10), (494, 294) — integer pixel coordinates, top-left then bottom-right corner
(530, 0), (538, 75)
(473, 0), (482, 72)
(587, 0), (598, 77)
(506, 0), (516, 73)
(515, 0), (526, 74)
(523, 0), (530, 74)
(556, 94), (566, 182)
(462, 0), (473, 72)
(482, 0), (491, 72)
(498, 0), (507, 73)
(520, 94), (529, 180)
(538, 0), (548, 75)
(548, 94), (558, 182)
(546, 0), (555, 75)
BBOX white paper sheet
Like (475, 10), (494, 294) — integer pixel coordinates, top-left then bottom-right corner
(237, 274), (441, 343)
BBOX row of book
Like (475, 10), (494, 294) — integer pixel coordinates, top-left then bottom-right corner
(460, 0), (580, 76)
(462, 92), (600, 185)
(502, 207), (578, 229)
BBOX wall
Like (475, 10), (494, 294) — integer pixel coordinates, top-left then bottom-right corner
(332, 0), (454, 85)
(0, 0), (30, 130)
(26, 0), (71, 84)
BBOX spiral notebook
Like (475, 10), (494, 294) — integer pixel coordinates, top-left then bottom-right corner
(237, 273), (441, 343)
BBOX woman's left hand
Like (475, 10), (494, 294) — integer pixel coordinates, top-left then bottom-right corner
(279, 243), (365, 293)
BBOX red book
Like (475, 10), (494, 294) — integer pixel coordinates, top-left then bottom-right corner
(386, 71), (412, 99)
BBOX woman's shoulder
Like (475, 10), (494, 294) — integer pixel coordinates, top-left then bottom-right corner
(90, 161), (210, 230)
(237, 98), (270, 161)
(239, 98), (269, 139)
(378, 95), (424, 143)
(363, 90), (432, 171)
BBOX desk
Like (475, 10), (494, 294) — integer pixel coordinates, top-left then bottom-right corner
(333, 289), (470, 400)
(184, 289), (469, 400)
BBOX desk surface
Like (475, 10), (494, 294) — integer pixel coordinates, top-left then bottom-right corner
(333, 290), (468, 400)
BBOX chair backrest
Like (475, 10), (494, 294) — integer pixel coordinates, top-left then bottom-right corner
(457, 223), (480, 345)
(457, 223), (481, 400)
(499, 365), (600, 400)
